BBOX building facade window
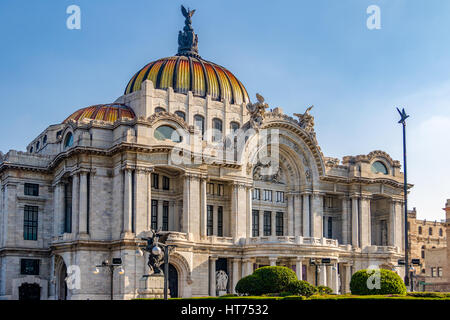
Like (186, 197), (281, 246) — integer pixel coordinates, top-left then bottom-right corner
(194, 115), (205, 138)
(252, 210), (259, 237)
(64, 181), (72, 233)
(24, 205), (38, 241)
(20, 259), (40, 275)
(207, 183), (214, 194)
(327, 216), (332, 238)
(155, 107), (166, 113)
(151, 200), (158, 230)
(207, 205), (213, 236)
(175, 110), (186, 120)
(276, 191), (284, 203)
(263, 190), (272, 202)
(418, 226), (422, 235)
(154, 125), (182, 142)
(152, 173), (159, 189)
(252, 188), (260, 200)
(64, 132), (74, 149)
(431, 267), (436, 277)
(263, 211), (271, 236)
(438, 267), (443, 277)
(276, 212), (283, 236)
(371, 161), (388, 174)
(429, 227), (433, 236)
(217, 206), (223, 237)
(24, 183), (39, 196)
(439, 228), (443, 237)
(162, 176), (170, 190)
(212, 118), (223, 142)
(162, 201), (169, 231)
(421, 245), (425, 259)
(230, 121), (240, 133)
(217, 184), (224, 196)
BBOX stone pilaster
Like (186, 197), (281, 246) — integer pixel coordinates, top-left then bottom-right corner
(200, 178), (207, 238)
(302, 193), (310, 237)
(78, 172), (88, 236)
(294, 194), (301, 236)
(360, 196), (372, 248)
(351, 196), (359, 248)
(340, 196), (350, 244)
(209, 257), (218, 296)
(311, 193), (323, 238)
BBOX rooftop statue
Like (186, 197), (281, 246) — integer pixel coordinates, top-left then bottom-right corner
(294, 105), (315, 133)
(247, 93), (269, 128)
(178, 5), (199, 57)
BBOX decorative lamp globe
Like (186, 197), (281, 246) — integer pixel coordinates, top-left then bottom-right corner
(152, 246), (162, 256)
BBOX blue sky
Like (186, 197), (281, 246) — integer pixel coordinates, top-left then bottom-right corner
(1, 0), (449, 220)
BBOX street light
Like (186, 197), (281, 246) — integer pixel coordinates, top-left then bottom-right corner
(93, 259), (124, 300)
(397, 107), (410, 290)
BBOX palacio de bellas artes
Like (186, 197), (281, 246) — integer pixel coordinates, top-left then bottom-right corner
(1, 5), (422, 301)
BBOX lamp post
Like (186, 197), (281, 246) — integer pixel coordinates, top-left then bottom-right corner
(397, 107), (410, 289)
(93, 259), (124, 300)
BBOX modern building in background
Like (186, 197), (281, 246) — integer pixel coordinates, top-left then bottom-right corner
(0, 9), (409, 300)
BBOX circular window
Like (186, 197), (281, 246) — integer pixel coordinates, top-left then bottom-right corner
(64, 132), (74, 149)
(371, 161), (388, 175)
(154, 125), (182, 142)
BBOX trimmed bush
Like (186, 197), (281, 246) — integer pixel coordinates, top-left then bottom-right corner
(235, 275), (261, 296)
(286, 280), (317, 297)
(252, 266), (298, 295)
(316, 285), (333, 295)
(350, 269), (406, 295)
(235, 266), (297, 296)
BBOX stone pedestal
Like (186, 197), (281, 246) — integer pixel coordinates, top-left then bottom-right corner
(137, 275), (168, 299)
(218, 290), (227, 296)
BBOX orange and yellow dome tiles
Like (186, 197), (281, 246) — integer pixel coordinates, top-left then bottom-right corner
(63, 103), (135, 124)
(124, 56), (250, 105)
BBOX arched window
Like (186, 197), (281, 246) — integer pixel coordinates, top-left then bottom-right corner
(439, 228), (443, 237)
(212, 118), (223, 142)
(429, 227), (433, 236)
(230, 121), (240, 133)
(418, 226), (422, 235)
(64, 132), (74, 149)
(194, 114), (205, 137)
(155, 107), (166, 113)
(36, 141), (40, 150)
(43, 135), (47, 144)
(371, 161), (388, 175)
(175, 111), (186, 121)
(421, 245), (425, 259)
(30, 147), (33, 153)
(154, 125), (182, 142)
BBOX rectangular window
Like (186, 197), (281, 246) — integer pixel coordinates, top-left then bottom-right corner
(431, 267), (436, 277)
(276, 212), (283, 236)
(217, 206), (223, 237)
(438, 267), (443, 277)
(326, 196), (334, 208)
(20, 259), (40, 275)
(162, 176), (170, 190)
(162, 201), (169, 231)
(151, 200), (158, 230)
(217, 184), (224, 196)
(276, 191), (284, 203)
(207, 183), (215, 195)
(252, 188), (260, 200)
(252, 210), (259, 237)
(24, 183), (39, 196)
(24, 206), (38, 241)
(263, 211), (271, 236)
(263, 190), (272, 202)
(328, 217), (332, 238)
(207, 205), (214, 236)
(151, 173), (159, 189)
(64, 181), (72, 233)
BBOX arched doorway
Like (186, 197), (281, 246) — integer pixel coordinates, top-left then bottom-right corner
(19, 283), (41, 300)
(161, 263), (178, 298)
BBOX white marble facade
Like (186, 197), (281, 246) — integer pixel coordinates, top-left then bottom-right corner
(0, 47), (408, 300)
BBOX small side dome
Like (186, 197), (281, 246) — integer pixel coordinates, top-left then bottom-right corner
(63, 103), (135, 124)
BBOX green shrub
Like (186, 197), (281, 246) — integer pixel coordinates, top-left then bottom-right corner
(407, 292), (450, 298)
(286, 280), (317, 297)
(235, 274), (261, 296)
(350, 269), (406, 295)
(235, 266), (297, 296)
(252, 266), (298, 295)
(316, 285), (333, 295)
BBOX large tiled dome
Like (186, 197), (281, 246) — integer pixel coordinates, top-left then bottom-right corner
(63, 103), (135, 123)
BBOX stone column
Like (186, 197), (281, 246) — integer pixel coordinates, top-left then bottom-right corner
(331, 263), (339, 293)
(232, 258), (240, 294)
(318, 265), (327, 286)
(343, 264), (352, 294)
(271, 211), (276, 236)
(269, 257), (277, 266)
(200, 178), (207, 238)
(54, 182), (64, 236)
(78, 172), (88, 235)
(242, 259), (253, 277)
(302, 193), (310, 237)
(351, 196), (359, 248)
(341, 196), (349, 244)
(287, 195), (293, 236)
(122, 169), (133, 236)
(259, 210), (264, 237)
(246, 187), (252, 238)
(360, 196), (371, 248)
(326, 265), (332, 288)
(182, 175), (190, 234)
(135, 168), (152, 234)
(71, 173), (79, 234)
(294, 194), (301, 236)
(295, 258), (303, 280)
(209, 257), (218, 296)
(311, 193), (324, 238)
